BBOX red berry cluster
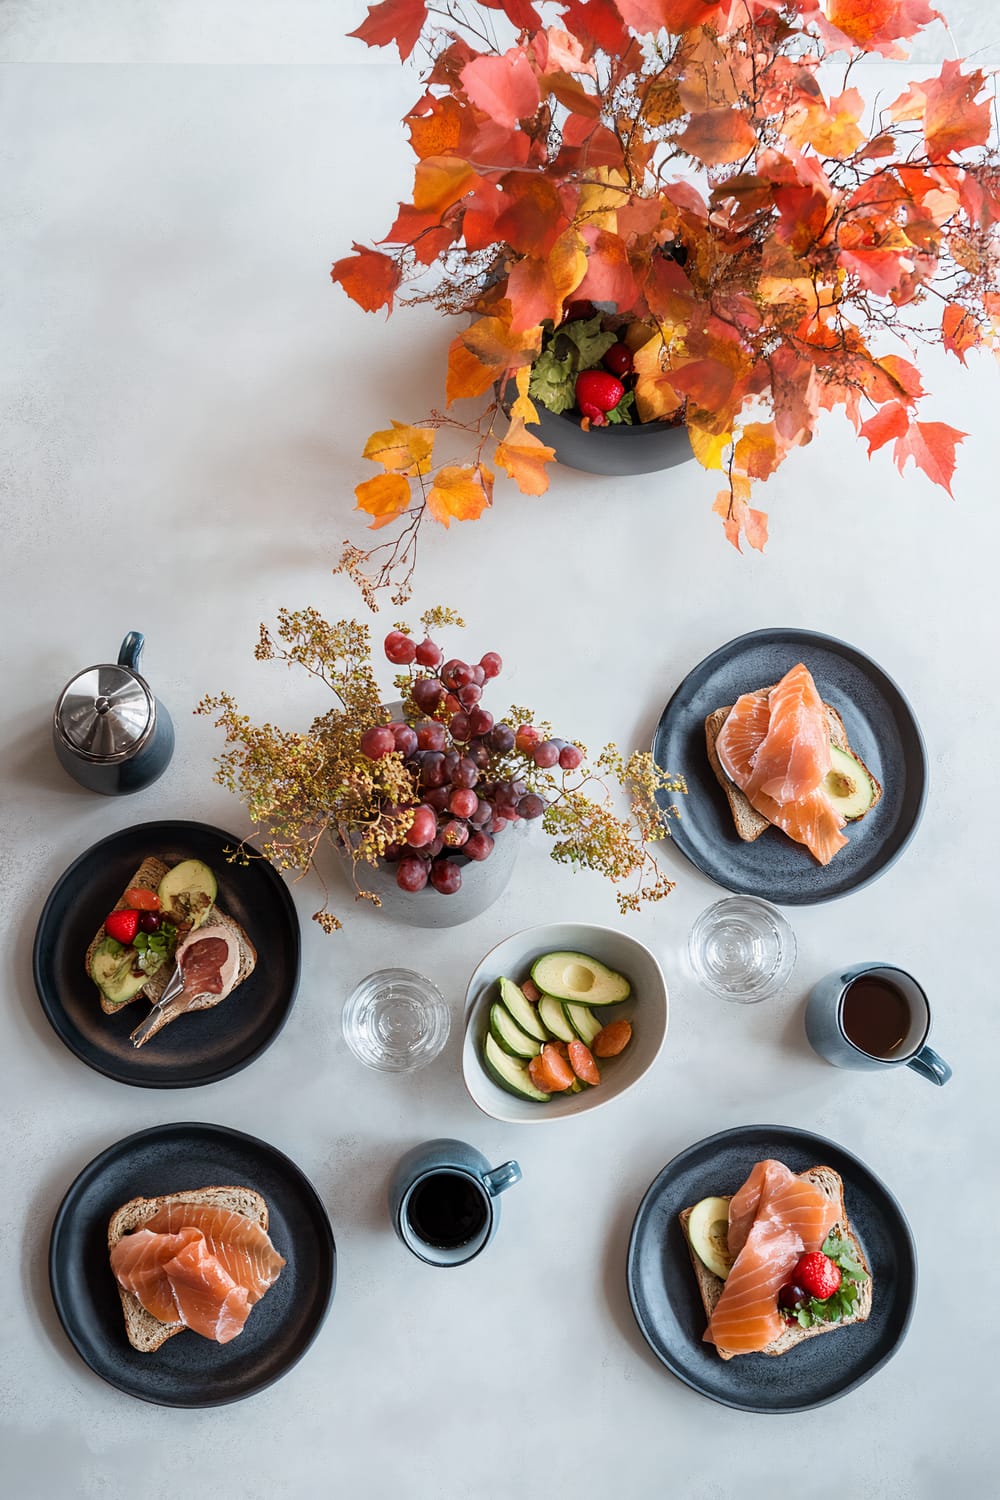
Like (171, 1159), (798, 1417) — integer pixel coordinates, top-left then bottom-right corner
(358, 631), (584, 896)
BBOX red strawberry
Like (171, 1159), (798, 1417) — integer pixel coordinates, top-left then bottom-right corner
(794, 1251), (842, 1301)
(603, 342), (634, 378)
(575, 369), (625, 425)
(105, 908), (140, 945)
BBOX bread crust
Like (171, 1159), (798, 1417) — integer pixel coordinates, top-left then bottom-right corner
(705, 691), (883, 846)
(680, 1165), (873, 1360)
(108, 1186), (269, 1353)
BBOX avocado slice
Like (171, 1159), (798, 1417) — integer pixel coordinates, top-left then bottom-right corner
(88, 937), (150, 1008)
(537, 995), (577, 1043)
(823, 746), (875, 821)
(157, 859), (217, 930)
(482, 1034), (550, 1102)
(489, 1002), (542, 1060)
(497, 977), (548, 1042)
(686, 1196), (734, 1281)
(563, 1001), (603, 1045)
(530, 951), (631, 1007)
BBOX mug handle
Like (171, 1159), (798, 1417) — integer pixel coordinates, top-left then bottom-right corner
(118, 632), (145, 672)
(483, 1160), (522, 1196)
(906, 1045), (952, 1087)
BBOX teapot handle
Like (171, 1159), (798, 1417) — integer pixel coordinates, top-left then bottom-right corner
(118, 632), (145, 673)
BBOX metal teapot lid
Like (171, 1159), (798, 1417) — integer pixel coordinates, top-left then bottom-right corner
(54, 632), (155, 763)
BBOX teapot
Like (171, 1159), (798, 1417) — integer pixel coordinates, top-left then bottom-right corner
(53, 632), (175, 795)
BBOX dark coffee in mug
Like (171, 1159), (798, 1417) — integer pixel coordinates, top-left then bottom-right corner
(841, 975), (911, 1058)
(406, 1171), (488, 1249)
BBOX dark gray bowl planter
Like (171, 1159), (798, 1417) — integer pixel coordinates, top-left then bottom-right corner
(523, 400), (694, 477)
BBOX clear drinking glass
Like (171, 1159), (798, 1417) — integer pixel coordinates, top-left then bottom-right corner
(342, 968), (451, 1072)
(686, 896), (796, 1004)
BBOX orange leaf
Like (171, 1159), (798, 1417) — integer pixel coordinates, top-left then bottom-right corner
(942, 302), (980, 364)
(425, 465), (493, 526)
(412, 156), (479, 216)
(355, 472), (413, 529)
(534, 27), (597, 79)
(460, 50), (541, 130)
(679, 108), (757, 167)
(509, 366), (540, 424)
(877, 354), (925, 402)
(633, 336), (684, 422)
(348, 0), (428, 60)
(330, 244), (401, 314)
(494, 416), (556, 495)
(922, 61), (992, 157)
(838, 248), (909, 298)
(576, 227), (639, 311)
(893, 420), (966, 496)
(785, 89), (865, 158)
(494, 176), (569, 258)
(860, 400), (909, 455)
(506, 258), (560, 333)
(712, 485), (768, 553)
(558, 0), (632, 55)
(734, 422), (780, 481)
(819, 0), (940, 58)
(406, 96), (467, 160)
(446, 316), (541, 406)
(362, 421), (435, 476)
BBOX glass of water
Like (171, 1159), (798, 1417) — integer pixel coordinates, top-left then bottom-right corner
(342, 968), (451, 1072)
(686, 896), (796, 1004)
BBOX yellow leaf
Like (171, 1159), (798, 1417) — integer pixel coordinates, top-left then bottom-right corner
(688, 424), (731, 470)
(425, 465), (493, 527)
(548, 228), (588, 304)
(632, 335), (684, 423)
(362, 420), (435, 476)
(355, 472), (412, 530)
(494, 416), (556, 495)
(511, 366), (539, 425)
(577, 180), (621, 233)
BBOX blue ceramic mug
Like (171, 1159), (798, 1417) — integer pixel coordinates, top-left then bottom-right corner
(805, 963), (951, 1086)
(389, 1138), (522, 1267)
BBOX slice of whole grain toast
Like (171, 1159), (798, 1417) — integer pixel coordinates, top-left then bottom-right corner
(107, 1186), (270, 1353)
(679, 1165), (873, 1360)
(705, 693), (882, 844)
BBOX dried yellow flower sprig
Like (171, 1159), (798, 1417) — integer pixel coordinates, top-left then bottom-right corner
(198, 607), (685, 928)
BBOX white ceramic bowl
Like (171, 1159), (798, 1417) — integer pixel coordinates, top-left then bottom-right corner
(462, 922), (668, 1124)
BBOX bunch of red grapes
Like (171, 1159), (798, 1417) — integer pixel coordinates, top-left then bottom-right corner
(359, 630), (584, 895)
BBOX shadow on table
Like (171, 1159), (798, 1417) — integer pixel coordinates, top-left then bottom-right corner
(6, 711), (95, 799)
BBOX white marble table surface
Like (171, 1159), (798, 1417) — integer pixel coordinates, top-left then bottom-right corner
(1, 13), (996, 1499)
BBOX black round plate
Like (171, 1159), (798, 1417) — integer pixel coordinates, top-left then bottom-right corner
(33, 821), (300, 1087)
(652, 628), (928, 904)
(627, 1124), (916, 1413)
(49, 1122), (336, 1407)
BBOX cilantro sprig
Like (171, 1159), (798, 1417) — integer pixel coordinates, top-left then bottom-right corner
(790, 1233), (870, 1330)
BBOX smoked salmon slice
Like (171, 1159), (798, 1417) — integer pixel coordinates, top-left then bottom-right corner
(110, 1226), (204, 1325)
(109, 1204), (285, 1343)
(160, 1235), (251, 1344)
(143, 1203), (285, 1305)
(704, 1161), (840, 1356)
(715, 667), (848, 866)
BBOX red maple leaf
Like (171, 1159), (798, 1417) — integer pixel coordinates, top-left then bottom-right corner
(920, 60), (992, 157)
(347, 0), (428, 60)
(461, 50), (541, 130)
(892, 420), (966, 495)
(558, 0), (632, 56)
(330, 243), (401, 313)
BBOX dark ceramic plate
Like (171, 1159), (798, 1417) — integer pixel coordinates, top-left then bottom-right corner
(49, 1122), (336, 1407)
(652, 628), (927, 904)
(627, 1125), (916, 1413)
(33, 821), (300, 1087)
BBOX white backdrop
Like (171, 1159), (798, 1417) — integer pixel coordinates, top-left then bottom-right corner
(2, 9), (998, 1500)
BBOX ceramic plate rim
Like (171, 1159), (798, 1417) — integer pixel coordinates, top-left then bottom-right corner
(626, 1123), (918, 1413)
(652, 627), (929, 905)
(32, 819), (301, 1088)
(48, 1121), (336, 1408)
